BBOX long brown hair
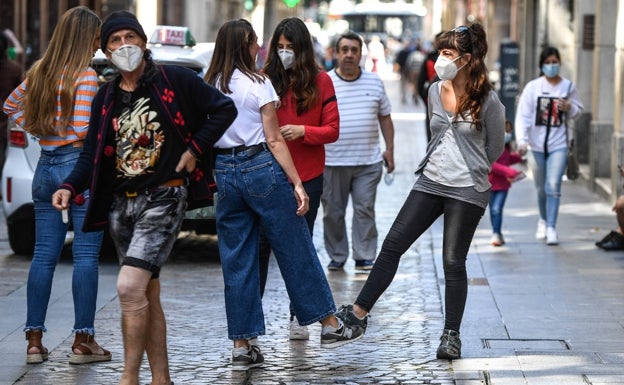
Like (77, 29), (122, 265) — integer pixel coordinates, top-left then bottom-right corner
(436, 23), (491, 130)
(204, 19), (265, 93)
(23, 6), (101, 136)
(263, 17), (319, 115)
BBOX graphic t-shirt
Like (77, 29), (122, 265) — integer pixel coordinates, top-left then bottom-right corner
(535, 96), (563, 127)
(110, 86), (184, 194)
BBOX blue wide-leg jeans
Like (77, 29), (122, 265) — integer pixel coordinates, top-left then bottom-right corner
(25, 146), (104, 334)
(215, 148), (336, 340)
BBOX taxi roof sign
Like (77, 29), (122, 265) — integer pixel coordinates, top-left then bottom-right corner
(149, 25), (196, 47)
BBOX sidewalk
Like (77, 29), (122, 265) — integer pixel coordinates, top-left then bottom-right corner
(1, 74), (623, 384)
(451, 172), (624, 385)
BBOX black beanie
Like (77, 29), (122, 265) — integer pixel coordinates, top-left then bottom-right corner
(100, 11), (148, 51)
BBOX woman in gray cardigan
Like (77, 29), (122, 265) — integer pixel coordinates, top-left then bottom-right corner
(335, 24), (505, 360)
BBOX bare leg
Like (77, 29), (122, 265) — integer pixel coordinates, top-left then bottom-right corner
(144, 278), (171, 385)
(320, 315), (340, 328)
(352, 304), (369, 319)
(117, 266), (152, 385)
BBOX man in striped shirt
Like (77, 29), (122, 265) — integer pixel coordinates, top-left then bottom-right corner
(322, 31), (395, 272)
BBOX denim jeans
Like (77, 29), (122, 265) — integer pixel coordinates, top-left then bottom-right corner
(489, 189), (509, 234)
(258, 174), (323, 298)
(215, 148), (335, 340)
(26, 146), (104, 334)
(355, 190), (485, 332)
(527, 148), (567, 228)
(109, 185), (188, 278)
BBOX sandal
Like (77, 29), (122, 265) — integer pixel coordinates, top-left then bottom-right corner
(26, 330), (49, 364)
(68, 333), (112, 365)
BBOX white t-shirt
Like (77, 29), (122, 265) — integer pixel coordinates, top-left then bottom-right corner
(325, 69), (392, 166)
(214, 69), (279, 149)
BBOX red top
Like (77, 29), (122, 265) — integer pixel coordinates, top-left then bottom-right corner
(277, 71), (339, 182)
(488, 144), (523, 191)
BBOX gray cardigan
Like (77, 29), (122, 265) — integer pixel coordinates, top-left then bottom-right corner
(418, 81), (506, 192)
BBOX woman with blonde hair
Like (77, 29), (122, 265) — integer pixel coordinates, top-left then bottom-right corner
(3, 6), (110, 365)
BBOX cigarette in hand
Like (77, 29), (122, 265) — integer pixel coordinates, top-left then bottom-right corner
(62, 209), (69, 224)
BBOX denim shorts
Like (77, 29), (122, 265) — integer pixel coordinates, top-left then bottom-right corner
(109, 185), (188, 277)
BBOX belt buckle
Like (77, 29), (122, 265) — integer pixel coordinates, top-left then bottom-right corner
(125, 191), (138, 198)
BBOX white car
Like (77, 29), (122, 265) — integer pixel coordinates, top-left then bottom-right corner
(2, 26), (217, 255)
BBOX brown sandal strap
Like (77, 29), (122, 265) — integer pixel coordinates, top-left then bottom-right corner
(72, 334), (110, 356)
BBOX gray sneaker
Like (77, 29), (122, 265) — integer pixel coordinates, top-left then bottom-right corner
(320, 318), (364, 348)
(232, 345), (264, 370)
(334, 304), (369, 333)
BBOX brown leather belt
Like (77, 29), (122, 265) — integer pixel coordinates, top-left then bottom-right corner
(124, 178), (187, 198)
(215, 143), (267, 156)
(71, 141), (84, 148)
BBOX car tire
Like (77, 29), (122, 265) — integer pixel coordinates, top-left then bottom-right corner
(6, 206), (36, 256)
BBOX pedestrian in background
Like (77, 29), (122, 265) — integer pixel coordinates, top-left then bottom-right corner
(52, 11), (237, 384)
(488, 120), (525, 247)
(260, 16), (340, 340)
(336, 24), (505, 360)
(3, 6), (110, 365)
(322, 31), (395, 272)
(0, 30), (23, 185)
(204, 19), (362, 371)
(417, 31), (444, 143)
(595, 165), (624, 250)
(515, 46), (584, 245)
(394, 37), (419, 104)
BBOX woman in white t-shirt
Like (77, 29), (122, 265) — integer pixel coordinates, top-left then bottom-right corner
(203, 19), (363, 371)
(515, 46), (584, 245)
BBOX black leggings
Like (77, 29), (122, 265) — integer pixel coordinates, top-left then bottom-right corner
(355, 189), (484, 332)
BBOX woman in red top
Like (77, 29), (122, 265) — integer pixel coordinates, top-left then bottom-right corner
(260, 17), (340, 340)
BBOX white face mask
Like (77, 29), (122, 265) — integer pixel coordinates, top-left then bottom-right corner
(434, 55), (465, 80)
(277, 49), (294, 70)
(109, 44), (143, 73)
(504, 132), (513, 144)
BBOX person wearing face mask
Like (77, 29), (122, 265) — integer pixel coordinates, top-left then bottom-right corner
(50, 11), (238, 385)
(3, 6), (110, 367)
(335, 24), (505, 360)
(204, 19), (363, 370)
(514, 46), (584, 245)
(259, 17), (340, 341)
(488, 120), (525, 247)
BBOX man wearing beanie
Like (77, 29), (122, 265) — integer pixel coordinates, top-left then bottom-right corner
(52, 11), (237, 385)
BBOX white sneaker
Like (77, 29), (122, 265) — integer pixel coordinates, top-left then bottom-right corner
(546, 227), (558, 245)
(490, 233), (505, 246)
(536, 219), (546, 240)
(289, 318), (310, 340)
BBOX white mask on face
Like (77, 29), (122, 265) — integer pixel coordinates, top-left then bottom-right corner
(277, 49), (295, 70)
(434, 55), (465, 80)
(109, 44), (143, 73)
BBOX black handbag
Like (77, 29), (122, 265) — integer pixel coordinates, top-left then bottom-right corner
(563, 81), (579, 180)
(566, 141), (580, 180)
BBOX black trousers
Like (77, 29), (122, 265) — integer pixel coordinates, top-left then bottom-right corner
(355, 189), (485, 332)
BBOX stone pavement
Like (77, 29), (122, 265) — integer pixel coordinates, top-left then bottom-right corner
(1, 74), (623, 384)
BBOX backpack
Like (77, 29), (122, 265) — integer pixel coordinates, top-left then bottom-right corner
(406, 50), (425, 72)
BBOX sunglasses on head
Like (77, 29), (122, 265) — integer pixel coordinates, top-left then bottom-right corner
(453, 26), (469, 34)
